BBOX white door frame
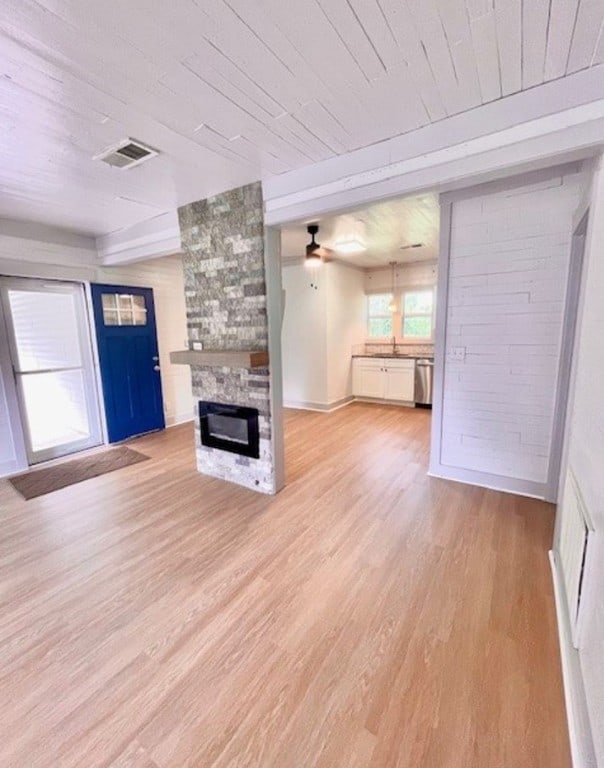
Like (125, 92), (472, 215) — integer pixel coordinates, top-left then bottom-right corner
(547, 212), (589, 502)
(0, 294), (28, 474)
(430, 162), (588, 501)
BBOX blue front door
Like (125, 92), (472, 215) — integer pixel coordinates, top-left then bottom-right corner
(91, 284), (165, 443)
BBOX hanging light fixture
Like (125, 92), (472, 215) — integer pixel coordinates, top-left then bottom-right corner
(388, 261), (398, 312)
(305, 224), (322, 268)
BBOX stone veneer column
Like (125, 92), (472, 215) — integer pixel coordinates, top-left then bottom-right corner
(178, 181), (275, 493)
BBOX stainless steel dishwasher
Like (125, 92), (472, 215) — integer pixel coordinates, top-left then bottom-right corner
(414, 359), (434, 407)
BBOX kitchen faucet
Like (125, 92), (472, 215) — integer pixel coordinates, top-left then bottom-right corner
(392, 336), (397, 354)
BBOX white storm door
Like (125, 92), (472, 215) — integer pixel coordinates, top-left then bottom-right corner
(0, 278), (102, 465)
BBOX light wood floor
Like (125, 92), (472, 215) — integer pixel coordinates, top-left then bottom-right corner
(0, 404), (569, 767)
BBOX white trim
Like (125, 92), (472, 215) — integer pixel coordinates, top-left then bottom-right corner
(264, 225), (286, 494)
(96, 210), (181, 265)
(429, 196), (451, 481)
(0, 294), (27, 473)
(354, 397), (415, 408)
(264, 66), (604, 226)
(283, 396), (355, 413)
(165, 415), (194, 428)
(549, 551), (597, 768)
(428, 467), (546, 499)
(546, 215), (589, 502)
(265, 103), (603, 215)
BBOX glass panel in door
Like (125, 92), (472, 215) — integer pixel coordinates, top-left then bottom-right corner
(1, 279), (102, 464)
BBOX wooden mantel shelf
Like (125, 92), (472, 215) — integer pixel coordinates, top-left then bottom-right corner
(169, 349), (269, 369)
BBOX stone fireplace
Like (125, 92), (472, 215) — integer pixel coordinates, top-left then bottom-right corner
(178, 182), (276, 493)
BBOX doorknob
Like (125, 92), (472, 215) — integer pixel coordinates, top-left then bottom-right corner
(152, 356), (159, 362)
(153, 365), (161, 372)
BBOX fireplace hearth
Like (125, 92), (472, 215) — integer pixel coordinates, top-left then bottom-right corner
(198, 401), (260, 459)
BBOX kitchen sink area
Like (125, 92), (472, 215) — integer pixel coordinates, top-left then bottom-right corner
(351, 347), (434, 407)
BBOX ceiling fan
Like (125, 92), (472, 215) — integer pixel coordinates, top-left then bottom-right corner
(305, 224), (333, 265)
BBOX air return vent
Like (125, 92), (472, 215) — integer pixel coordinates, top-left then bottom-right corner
(95, 139), (158, 169)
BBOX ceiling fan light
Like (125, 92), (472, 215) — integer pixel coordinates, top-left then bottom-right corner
(305, 253), (322, 268)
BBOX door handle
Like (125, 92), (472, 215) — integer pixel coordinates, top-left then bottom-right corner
(153, 365), (161, 372)
(152, 356), (159, 362)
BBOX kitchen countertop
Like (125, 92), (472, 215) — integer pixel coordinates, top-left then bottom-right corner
(352, 353), (434, 360)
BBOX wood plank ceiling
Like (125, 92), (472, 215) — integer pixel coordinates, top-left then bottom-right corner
(1, 0), (603, 236)
(280, 193), (440, 268)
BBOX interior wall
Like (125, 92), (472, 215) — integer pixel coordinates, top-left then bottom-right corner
(0, 221), (97, 268)
(281, 261), (366, 409)
(556, 157), (604, 764)
(326, 263), (366, 404)
(364, 260), (438, 293)
(433, 167), (585, 498)
(281, 261), (328, 407)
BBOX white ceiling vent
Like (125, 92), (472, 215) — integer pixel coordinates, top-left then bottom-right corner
(95, 139), (158, 170)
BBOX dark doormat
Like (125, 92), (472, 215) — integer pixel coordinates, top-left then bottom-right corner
(9, 446), (150, 500)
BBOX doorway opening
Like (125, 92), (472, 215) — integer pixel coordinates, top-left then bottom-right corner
(276, 191), (439, 483)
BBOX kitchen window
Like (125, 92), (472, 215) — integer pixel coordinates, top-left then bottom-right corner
(401, 289), (435, 340)
(367, 293), (393, 338)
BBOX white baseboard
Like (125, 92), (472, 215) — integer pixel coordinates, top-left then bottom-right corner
(549, 550), (597, 768)
(283, 396), (355, 413)
(428, 463), (546, 499)
(165, 414), (194, 428)
(354, 397), (415, 407)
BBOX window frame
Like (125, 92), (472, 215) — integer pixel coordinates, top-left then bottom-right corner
(366, 292), (394, 339)
(400, 287), (436, 342)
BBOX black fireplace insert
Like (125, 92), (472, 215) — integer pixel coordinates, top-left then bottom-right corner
(198, 401), (260, 459)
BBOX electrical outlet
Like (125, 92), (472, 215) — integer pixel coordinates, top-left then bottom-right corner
(192, 341), (203, 351)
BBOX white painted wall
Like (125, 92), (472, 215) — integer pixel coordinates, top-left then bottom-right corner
(281, 262), (328, 407)
(556, 157), (604, 764)
(0, 220), (97, 268)
(364, 260), (438, 294)
(434, 169), (585, 498)
(326, 263), (366, 404)
(281, 261), (365, 409)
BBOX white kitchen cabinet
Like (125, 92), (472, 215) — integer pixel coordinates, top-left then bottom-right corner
(383, 366), (415, 401)
(352, 358), (415, 403)
(353, 363), (384, 399)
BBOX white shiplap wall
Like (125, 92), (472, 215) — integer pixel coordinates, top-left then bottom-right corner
(438, 172), (585, 494)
